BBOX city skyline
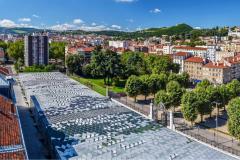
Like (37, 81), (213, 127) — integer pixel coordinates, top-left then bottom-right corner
(0, 0), (240, 31)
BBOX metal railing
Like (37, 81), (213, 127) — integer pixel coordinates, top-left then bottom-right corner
(175, 123), (240, 157)
(109, 92), (149, 116)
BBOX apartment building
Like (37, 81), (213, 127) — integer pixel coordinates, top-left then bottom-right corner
(223, 43), (240, 52)
(109, 41), (129, 49)
(24, 34), (49, 66)
(182, 54), (240, 84)
(173, 52), (191, 73)
(163, 45), (173, 55)
(184, 57), (207, 81)
(202, 62), (231, 84)
(224, 55), (240, 80)
(173, 46), (208, 58)
(215, 51), (235, 61)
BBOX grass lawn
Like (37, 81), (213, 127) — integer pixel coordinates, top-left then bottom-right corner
(70, 75), (125, 96)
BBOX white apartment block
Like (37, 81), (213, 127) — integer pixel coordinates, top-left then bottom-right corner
(109, 41), (129, 49)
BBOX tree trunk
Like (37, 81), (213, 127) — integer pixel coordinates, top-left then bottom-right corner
(200, 114), (203, 122)
(145, 95), (147, 101)
(134, 96), (137, 102)
(104, 77), (106, 85)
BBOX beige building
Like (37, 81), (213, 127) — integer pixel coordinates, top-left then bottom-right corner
(223, 43), (240, 52)
(202, 62), (231, 84)
(215, 51), (236, 61)
(184, 57), (206, 81)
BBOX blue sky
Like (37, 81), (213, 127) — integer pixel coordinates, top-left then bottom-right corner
(0, 0), (240, 31)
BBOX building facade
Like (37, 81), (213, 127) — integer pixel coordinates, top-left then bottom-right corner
(184, 57), (207, 81)
(202, 62), (231, 84)
(173, 52), (191, 73)
(109, 41), (129, 49)
(173, 46), (208, 59)
(24, 34), (49, 66)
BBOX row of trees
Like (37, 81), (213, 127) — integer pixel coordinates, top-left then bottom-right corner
(180, 79), (240, 125)
(66, 47), (180, 85)
(153, 78), (240, 140)
(125, 73), (189, 102)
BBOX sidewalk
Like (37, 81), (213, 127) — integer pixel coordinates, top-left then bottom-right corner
(12, 72), (49, 159)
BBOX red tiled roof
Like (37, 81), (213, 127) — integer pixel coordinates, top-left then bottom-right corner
(81, 47), (94, 52)
(0, 96), (26, 160)
(223, 54), (240, 64)
(203, 62), (228, 69)
(175, 52), (189, 57)
(0, 151), (25, 160)
(174, 46), (207, 51)
(185, 57), (204, 63)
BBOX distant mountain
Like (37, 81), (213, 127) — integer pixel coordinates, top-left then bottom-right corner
(0, 24), (227, 39)
(0, 27), (49, 34)
(69, 23), (194, 38)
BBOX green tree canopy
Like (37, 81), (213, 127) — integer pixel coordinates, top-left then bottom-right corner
(196, 79), (211, 89)
(7, 41), (24, 61)
(121, 51), (147, 77)
(226, 79), (240, 99)
(148, 74), (164, 97)
(49, 42), (66, 61)
(195, 87), (212, 122)
(155, 90), (171, 109)
(217, 85), (230, 110)
(181, 91), (198, 125)
(227, 97), (240, 140)
(66, 54), (84, 74)
(125, 75), (142, 102)
(140, 75), (150, 100)
(90, 49), (122, 85)
(166, 80), (184, 110)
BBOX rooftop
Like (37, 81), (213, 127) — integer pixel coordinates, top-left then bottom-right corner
(174, 46), (207, 51)
(174, 52), (189, 57)
(185, 57), (205, 63)
(203, 62), (229, 69)
(19, 72), (237, 160)
(0, 95), (26, 160)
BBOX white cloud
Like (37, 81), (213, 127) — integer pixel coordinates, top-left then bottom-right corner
(50, 23), (76, 31)
(91, 22), (97, 26)
(111, 24), (121, 30)
(0, 19), (17, 28)
(194, 27), (201, 29)
(73, 19), (84, 24)
(18, 18), (31, 22)
(32, 14), (40, 18)
(18, 23), (34, 28)
(150, 8), (161, 14)
(115, 0), (136, 3)
(79, 25), (109, 31)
